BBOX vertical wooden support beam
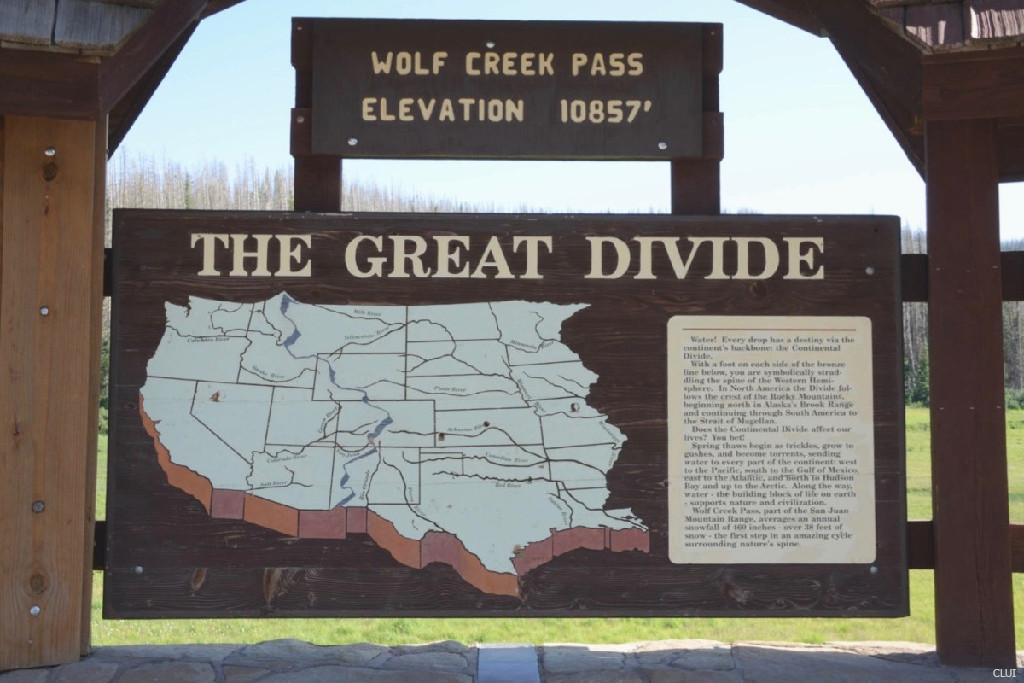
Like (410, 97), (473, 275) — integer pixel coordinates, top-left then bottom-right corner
(670, 158), (720, 215)
(0, 116), (105, 669)
(926, 118), (1016, 667)
(293, 155), (341, 212)
(291, 17), (341, 212)
(671, 25), (723, 216)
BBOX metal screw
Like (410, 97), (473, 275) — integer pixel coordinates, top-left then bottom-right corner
(44, 147), (56, 157)
(865, 266), (876, 276)
(485, 40), (496, 48)
(39, 306), (50, 316)
(29, 606), (40, 617)
(347, 137), (359, 146)
(869, 565), (878, 575)
(31, 501), (44, 513)
(296, 115), (305, 124)
(134, 565), (144, 575)
(658, 141), (668, 150)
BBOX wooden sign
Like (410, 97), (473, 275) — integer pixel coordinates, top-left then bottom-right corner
(300, 19), (714, 159)
(106, 211), (907, 618)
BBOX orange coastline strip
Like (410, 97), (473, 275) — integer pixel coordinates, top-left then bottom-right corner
(140, 394), (213, 513)
(244, 494), (299, 537)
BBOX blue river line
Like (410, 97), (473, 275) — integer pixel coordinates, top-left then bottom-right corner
(276, 294), (394, 506)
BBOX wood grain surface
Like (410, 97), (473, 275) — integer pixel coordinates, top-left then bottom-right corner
(106, 211), (906, 618)
(1, 116), (104, 669)
(305, 19), (708, 160)
(926, 119), (1016, 667)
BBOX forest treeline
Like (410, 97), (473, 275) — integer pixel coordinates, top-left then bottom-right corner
(106, 154), (497, 214)
(104, 155), (1021, 414)
(902, 227), (1024, 407)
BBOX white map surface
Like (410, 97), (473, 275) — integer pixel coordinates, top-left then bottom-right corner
(140, 293), (645, 586)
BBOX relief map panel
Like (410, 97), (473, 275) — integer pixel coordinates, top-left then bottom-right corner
(106, 212), (906, 617)
(140, 295), (646, 597)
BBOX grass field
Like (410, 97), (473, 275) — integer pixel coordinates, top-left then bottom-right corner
(91, 407), (1024, 646)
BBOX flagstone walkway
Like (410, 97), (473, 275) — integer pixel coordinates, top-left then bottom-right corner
(1, 639), (1021, 681)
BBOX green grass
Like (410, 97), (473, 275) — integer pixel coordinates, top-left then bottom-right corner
(91, 409), (1024, 646)
(904, 408), (932, 521)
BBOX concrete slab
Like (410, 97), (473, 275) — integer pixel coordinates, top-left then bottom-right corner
(477, 644), (540, 683)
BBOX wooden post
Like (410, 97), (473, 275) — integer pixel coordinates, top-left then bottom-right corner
(0, 116), (105, 669)
(671, 25), (723, 216)
(670, 159), (720, 215)
(291, 19), (341, 212)
(294, 155), (341, 212)
(926, 118), (1016, 667)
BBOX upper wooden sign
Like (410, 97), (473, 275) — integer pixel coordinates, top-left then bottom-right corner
(106, 211), (907, 618)
(298, 18), (717, 159)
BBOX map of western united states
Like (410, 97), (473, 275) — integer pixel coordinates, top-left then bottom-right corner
(139, 293), (648, 596)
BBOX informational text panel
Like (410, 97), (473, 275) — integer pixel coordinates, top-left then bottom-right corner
(107, 212), (906, 618)
(668, 316), (875, 564)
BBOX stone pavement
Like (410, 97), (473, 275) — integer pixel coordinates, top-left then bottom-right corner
(1, 639), (1021, 682)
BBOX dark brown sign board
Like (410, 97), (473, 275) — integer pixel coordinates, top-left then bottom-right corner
(303, 18), (714, 159)
(106, 210), (907, 618)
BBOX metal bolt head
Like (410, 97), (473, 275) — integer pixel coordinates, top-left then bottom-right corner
(39, 306), (50, 316)
(134, 565), (144, 575)
(31, 501), (44, 513)
(29, 605), (41, 617)
(43, 147), (56, 157)
(869, 565), (879, 575)
(658, 141), (668, 150)
(865, 266), (876, 276)
(347, 137), (359, 146)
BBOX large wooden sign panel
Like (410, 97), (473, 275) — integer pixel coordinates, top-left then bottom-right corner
(106, 211), (907, 618)
(304, 19), (710, 159)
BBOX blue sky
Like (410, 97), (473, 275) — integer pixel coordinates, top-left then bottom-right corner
(117, 0), (1024, 237)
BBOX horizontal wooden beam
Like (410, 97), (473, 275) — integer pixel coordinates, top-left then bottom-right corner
(997, 120), (1024, 183)
(1002, 251), (1024, 302)
(0, 0), (205, 121)
(906, 520), (934, 570)
(908, 521), (1024, 573)
(93, 521), (105, 571)
(923, 47), (1024, 121)
(902, 252), (1024, 302)
(0, 48), (101, 119)
(901, 253), (928, 302)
